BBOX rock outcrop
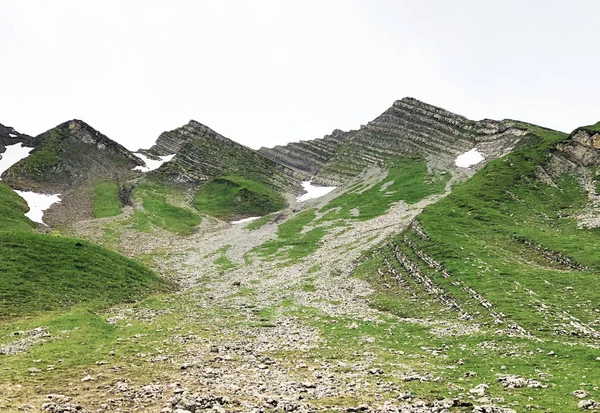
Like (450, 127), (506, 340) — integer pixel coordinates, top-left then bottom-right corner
(258, 128), (356, 177)
(0, 123), (32, 154)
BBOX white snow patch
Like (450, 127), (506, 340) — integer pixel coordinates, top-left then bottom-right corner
(231, 216), (261, 225)
(0, 143), (34, 179)
(14, 190), (61, 226)
(455, 148), (485, 168)
(297, 181), (337, 202)
(9, 133), (17, 138)
(133, 153), (175, 172)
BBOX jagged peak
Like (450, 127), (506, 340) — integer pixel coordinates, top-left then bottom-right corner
(47, 119), (104, 138)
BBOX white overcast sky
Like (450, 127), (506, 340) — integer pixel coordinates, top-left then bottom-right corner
(1, 0), (599, 151)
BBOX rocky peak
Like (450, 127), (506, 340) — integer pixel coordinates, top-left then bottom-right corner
(2, 120), (144, 226)
(260, 97), (535, 185)
(41, 120), (142, 164)
(146, 120), (231, 157)
(143, 121), (307, 191)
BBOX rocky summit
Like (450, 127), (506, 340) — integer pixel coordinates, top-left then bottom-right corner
(261, 98), (529, 185)
(0, 99), (599, 413)
(142, 120), (308, 191)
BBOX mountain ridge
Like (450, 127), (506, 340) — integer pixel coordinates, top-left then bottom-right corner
(1, 98), (600, 411)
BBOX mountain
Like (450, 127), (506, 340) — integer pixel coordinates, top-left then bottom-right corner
(2, 120), (144, 225)
(140, 120), (311, 219)
(143, 120), (309, 190)
(2, 101), (600, 412)
(261, 97), (530, 185)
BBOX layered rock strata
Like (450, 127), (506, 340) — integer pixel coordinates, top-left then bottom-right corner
(144, 120), (308, 191)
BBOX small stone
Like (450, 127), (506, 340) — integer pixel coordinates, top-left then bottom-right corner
(526, 380), (547, 389)
(578, 399), (598, 410)
(81, 375), (94, 382)
(573, 390), (589, 399)
(28, 368), (41, 374)
(469, 383), (489, 396)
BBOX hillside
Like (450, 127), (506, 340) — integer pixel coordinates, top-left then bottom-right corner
(1, 102), (599, 412)
(0, 183), (166, 318)
(143, 120), (307, 189)
(258, 128), (356, 178)
(141, 120), (308, 219)
(2, 120), (144, 226)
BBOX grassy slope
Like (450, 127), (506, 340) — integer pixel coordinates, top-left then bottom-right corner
(12, 127), (62, 180)
(0, 183), (166, 318)
(0, 233), (166, 316)
(132, 182), (202, 234)
(580, 121), (600, 134)
(252, 209), (326, 265)
(320, 157), (449, 221)
(92, 178), (122, 218)
(194, 175), (286, 219)
(339, 129), (600, 410)
(0, 182), (34, 232)
(392, 128), (600, 337)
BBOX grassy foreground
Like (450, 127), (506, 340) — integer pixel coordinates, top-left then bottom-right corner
(0, 182), (167, 318)
(0, 232), (167, 317)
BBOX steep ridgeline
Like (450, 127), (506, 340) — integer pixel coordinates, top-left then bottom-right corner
(2, 120), (144, 225)
(388, 124), (600, 344)
(258, 128), (356, 177)
(0, 123), (32, 153)
(143, 120), (309, 192)
(261, 98), (530, 185)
